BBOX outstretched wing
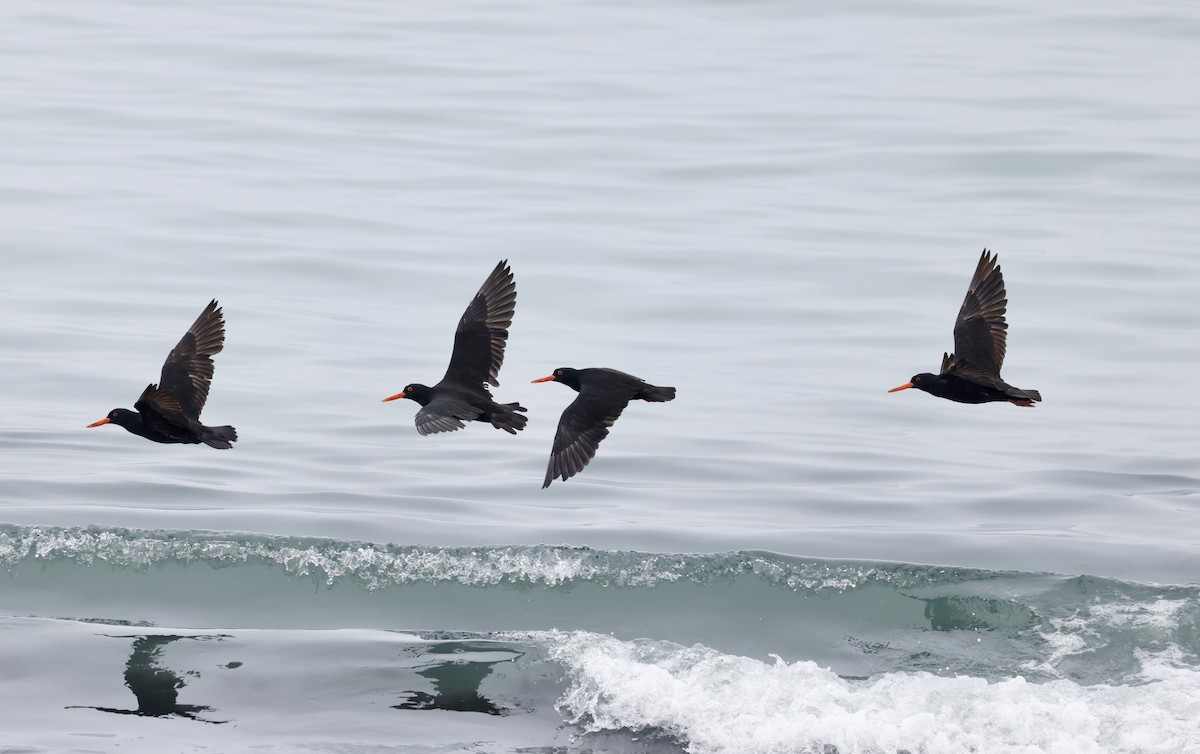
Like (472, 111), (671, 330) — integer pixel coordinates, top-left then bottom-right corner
(952, 250), (1008, 376)
(543, 393), (629, 488)
(415, 396), (481, 436)
(940, 352), (1010, 391)
(134, 384), (193, 431)
(442, 261), (516, 389)
(159, 300), (226, 420)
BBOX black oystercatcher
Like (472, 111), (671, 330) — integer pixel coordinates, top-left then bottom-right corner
(382, 261), (527, 435)
(888, 249), (1041, 406)
(87, 300), (238, 448)
(532, 367), (675, 487)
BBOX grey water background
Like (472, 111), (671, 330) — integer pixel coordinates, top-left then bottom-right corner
(2, 0), (1199, 752)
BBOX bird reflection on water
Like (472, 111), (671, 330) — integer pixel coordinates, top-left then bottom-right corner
(393, 641), (523, 715)
(67, 635), (231, 724)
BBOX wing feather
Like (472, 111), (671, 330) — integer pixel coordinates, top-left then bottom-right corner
(542, 394), (628, 487)
(134, 384), (192, 428)
(941, 353), (1012, 391)
(952, 250), (1008, 376)
(415, 397), (480, 436)
(442, 261), (517, 389)
(159, 300), (225, 420)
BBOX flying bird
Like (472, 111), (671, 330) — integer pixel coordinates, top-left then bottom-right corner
(888, 249), (1041, 406)
(532, 367), (675, 487)
(382, 260), (527, 435)
(87, 300), (238, 448)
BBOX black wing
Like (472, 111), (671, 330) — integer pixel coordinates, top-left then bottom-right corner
(159, 300), (226, 420)
(940, 352), (1010, 390)
(442, 261), (516, 389)
(543, 393), (629, 488)
(951, 250), (1008, 376)
(415, 396), (481, 436)
(134, 384), (195, 435)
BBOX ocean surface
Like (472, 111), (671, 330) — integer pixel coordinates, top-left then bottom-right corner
(2, 0), (1199, 752)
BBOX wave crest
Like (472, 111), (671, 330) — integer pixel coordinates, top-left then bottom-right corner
(0, 524), (997, 591)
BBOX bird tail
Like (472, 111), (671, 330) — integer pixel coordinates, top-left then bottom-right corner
(490, 403), (528, 435)
(638, 384), (676, 402)
(201, 425), (238, 449)
(1007, 388), (1042, 407)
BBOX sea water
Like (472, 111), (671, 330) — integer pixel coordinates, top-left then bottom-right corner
(1, 0), (1198, 752)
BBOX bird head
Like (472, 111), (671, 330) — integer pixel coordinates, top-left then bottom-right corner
(532, 367), (581, 391)
(87, 408), (137, 429)
(887, 373), (943, 397)
(381, 384), (434, 406)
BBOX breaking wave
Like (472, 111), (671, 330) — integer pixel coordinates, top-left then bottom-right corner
(0, 523), (1014, 591)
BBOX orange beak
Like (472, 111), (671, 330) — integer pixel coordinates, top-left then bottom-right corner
(381, 392), (408, 402)
(887, 382), (914, 393)
(86, 418), (111, 428)
(531, 375), (556, 383)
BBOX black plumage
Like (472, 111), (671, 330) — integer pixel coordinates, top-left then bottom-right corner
(532, 367), (675, 487)
(889, 249), (1042, 406)
(382, 260), (527, 435)
(87, 300), (238, 448)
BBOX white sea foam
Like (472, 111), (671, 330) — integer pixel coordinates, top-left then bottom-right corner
(542, 631), (1200, 754)
(1086, 598), (1194, 631)
(1023, 596), (1199, 677)
(0, 524), (977, 591)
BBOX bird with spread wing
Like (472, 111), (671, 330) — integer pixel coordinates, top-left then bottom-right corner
(889, 249), (1041, 406)
(87, 300), (238, 448)
(532, 367), (675, 487)
(382, 261), (527, 436)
